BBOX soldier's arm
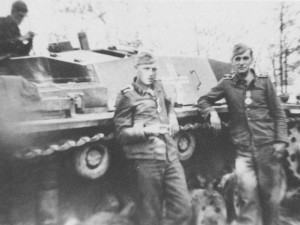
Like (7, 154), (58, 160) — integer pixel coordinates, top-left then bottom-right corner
(265, 78), (289, 145)
(197, 80), (226, 119)
(0, 21), (33, 56)
(113, 93), (147, 145)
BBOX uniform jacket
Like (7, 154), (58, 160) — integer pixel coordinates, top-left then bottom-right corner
(113, 79), (178, 161)
(197, 69), (289, 147)
(0, 16), (32, 59)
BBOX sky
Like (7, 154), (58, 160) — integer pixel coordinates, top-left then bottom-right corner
(1, 0), (300, 75)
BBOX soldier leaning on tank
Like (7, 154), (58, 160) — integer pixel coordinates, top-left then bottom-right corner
(113, 52), (191, 225)
(0, 0), (35, 74)
(197, 44), (289, 225)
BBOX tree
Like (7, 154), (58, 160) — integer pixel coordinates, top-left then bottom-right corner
(269, 2), (300, 94)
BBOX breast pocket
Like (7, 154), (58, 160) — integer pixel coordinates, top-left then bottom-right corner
(251, 88), (266, 107)
(135, 99), (157, 118)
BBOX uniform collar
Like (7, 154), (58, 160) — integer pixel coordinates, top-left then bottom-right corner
(132, 77), (155, 96)
(233, 69), (262, 88)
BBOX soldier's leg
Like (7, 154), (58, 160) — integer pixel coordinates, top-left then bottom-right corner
(163, 159), (191, 225)
(255, 144), (286, 225)
(130, 159), (164, 225)
(232, 146), (263, 225)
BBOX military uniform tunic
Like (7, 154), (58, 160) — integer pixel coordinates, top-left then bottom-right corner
(114, 79), (178, 161)
(197, 70), (289, 147)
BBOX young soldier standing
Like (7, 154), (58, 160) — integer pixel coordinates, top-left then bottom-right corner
(113, 52), (191, 225)
(197, 44), (288, 225)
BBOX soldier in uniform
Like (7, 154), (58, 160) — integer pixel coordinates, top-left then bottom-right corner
(197, 44), (289, 225)
(0, 1), (35, 74)
(113, 52), (191, 225)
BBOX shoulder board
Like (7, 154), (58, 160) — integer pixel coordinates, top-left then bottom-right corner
(121, 85), (134, 94)
(223, 73), (235, 80)
(257, 74), (268, 78)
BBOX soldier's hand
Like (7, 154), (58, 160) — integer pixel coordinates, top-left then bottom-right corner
(273, 142), (288, 160)
(169, 114), (180, 137)
(27, 31), (35, 38)
(144, 124), (170, 136)
(19, 31), (35, 42)
(210, 111), (221, 132)
(169, 123), (179, 137)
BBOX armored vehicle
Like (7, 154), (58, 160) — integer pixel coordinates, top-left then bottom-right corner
(1, 48), (300, 225)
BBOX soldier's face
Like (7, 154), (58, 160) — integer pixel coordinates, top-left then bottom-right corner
(12, 11), (27, 25)
(232, 50), (253, 75)
(136, 64), (157, 86)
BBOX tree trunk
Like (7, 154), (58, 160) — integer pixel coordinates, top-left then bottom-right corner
(279, 3), (284, 94)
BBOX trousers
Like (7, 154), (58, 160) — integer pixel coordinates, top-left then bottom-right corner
(128, 158), (191, 225)
(232, 143), (286, 225)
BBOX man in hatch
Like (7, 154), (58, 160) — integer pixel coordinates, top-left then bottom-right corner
(0, 0), (35, 74)
(113, 52), (191, 225)
(197, 43), (288, 225)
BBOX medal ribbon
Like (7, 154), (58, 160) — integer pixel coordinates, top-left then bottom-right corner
(246, 90), (251, 98)
(245, 90), (252, 105)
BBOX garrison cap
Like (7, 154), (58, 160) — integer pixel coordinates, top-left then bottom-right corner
(231, 43), (253, 60)
(12, 0), (28, 13)
(134, 52), (156, 67)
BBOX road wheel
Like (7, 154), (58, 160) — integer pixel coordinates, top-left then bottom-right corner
(74, 143), (110, 179)
(174, 131), (196, 161)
